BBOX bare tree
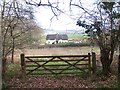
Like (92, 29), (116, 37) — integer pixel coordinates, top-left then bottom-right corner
(1, 0), (43, 81)
(75, 2), (120, 75)
(9, 17), (42, 62)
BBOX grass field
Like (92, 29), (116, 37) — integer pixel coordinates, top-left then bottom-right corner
(68, 34), (89, 40)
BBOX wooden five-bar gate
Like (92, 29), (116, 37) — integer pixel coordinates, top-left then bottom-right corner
(20, 52), (96, 75)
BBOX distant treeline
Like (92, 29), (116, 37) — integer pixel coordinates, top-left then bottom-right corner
(37, 43), (91, 49)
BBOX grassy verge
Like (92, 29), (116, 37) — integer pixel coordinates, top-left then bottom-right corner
(6, 63), (21, 78)
(3, 63), (21, 89)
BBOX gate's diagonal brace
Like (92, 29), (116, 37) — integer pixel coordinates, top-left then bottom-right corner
(58, 59), (83, 74)
(40, 65), (56, 74)
(26, 57), (55, 75)
(26, 57), (40, 65)
(57, 57), (87, 74)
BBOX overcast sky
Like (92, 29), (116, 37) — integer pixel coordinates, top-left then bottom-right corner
(33, 0), (96, 31)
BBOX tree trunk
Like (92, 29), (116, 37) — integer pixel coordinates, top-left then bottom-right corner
(118, 54), (120, 83)
(100, 50), (111, 76)
(2, 57), (7, 81)
(109, 49), (114, 67)
(11, 38), (15, 63)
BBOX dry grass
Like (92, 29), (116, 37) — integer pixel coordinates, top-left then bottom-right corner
(12, 46), (100, 63)
(24, 47), (100, 55)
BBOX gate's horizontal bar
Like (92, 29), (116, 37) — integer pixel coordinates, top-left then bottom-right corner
(25, 55), (89, 58)
(26, 67), (89, 71)
(25, 59), (89, 62)
(27, 71), (88, 75)
(26, 64), (89, 67)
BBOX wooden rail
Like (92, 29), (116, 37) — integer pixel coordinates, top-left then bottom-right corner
(20, 53), (96, 75)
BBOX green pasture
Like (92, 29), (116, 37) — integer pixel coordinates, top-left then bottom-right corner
(68, 34), (89, 40)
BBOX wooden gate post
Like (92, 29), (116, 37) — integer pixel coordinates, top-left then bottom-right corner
(92, 52), (97, 74)
(20, 53), (26, 76)
(88, 53), (91, 74)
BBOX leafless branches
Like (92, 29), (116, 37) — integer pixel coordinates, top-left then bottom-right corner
(25, 0), (64, 17)
(1, 0), (43, 63)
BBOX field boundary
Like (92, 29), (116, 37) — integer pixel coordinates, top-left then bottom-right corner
(37, 43), (91, 49)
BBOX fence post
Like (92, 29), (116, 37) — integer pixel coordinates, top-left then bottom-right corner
(88, 53), (91, 74)
(92, 52), (97, 74)
(118, 55), (120, 83)
(20, 53), (26, 76)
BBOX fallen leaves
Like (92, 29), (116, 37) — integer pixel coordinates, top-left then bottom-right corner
(6, 75), (117, 89)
